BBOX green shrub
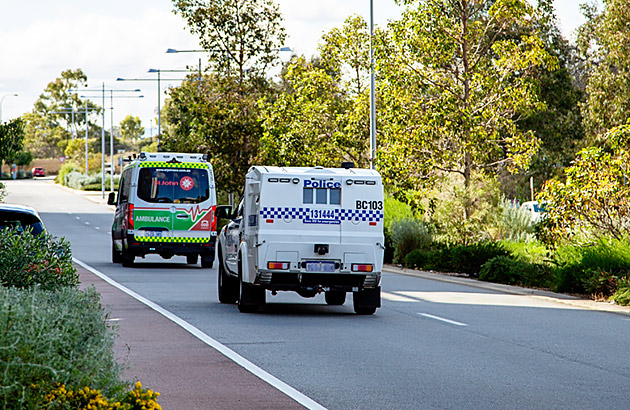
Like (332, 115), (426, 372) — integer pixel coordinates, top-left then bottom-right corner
(494, 199), (535, 242)
(402, 242), (448, 271)
(0, 286), (127, 408)
(552, 237), (630, 295)
(56, 163), (80, 185)
(479, 256), (523, 285)
(391, 217), (431, 263)
(449, 241), (509, 277)
(0, 229), (77, 290)
(383, 195), (415, 263)
(479, 256), (552, 287)
(500, 240), (549, 264)
(611, 277), (630, 306)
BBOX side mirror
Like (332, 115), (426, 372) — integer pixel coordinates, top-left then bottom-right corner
(107, 192), (117, 206)
(215, 205), (233, 219)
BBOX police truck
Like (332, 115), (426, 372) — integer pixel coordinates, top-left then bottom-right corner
(216, 164), (384, 314)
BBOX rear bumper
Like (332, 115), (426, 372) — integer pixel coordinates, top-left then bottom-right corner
(124, 234), (216, 257)
(255, 271), (381, 292)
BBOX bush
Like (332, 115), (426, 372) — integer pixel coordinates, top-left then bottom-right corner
(552, 237), (630, 295)
(403, 246), (446, 271)
(449, 241), (509, 277)
(493, 199), (535, 242)
(383, 195), (416, 263)
(0, 286), (127, 408)
(0, 229), (77, 290)
(56, 163), (80, 185)
(479, 256), (552, 287)
(611, 277), (630, 306)
(391, 217), (431, 263)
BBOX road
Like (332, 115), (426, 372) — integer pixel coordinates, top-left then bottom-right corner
(5, 178), (630, 410)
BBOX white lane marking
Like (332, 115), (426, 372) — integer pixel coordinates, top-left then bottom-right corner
(75, 216), (80, 220)
(73, 258), (327, 410)
(382, 291), (419, 302)
(85, 222), (90, 226)
(95, 227), (100, 230)
(419, 313), (468, 327)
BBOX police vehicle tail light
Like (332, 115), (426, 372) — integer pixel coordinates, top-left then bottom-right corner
(127, 203), (134, 229)
(267, 261), (289, 270)
(352, 264), (373, 272)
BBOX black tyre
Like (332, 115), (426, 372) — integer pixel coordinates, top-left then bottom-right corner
(121, 247), (134, 267)
(325, 290), (346, 306)
(237, 261), (264, 313)
(187, 254), (198, 265)
(218, 257), (238, 304)
(201, 254), (214, 268)
(112, 242), (122, 264)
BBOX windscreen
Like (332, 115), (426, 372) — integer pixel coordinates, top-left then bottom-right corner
(0, 211), (45, 234)
(137, 167), (210, 204)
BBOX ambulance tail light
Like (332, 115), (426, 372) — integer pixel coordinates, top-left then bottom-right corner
(352, 264), (373, 272)
(267, 261), (289, 270)
(127, 203), (134, 229)
(211, 205), (217, 231)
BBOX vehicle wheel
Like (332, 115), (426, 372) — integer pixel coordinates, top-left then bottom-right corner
(187, 254), (198, 265)
(325, 290), (346, 306)
(201, 255), (214, 268)
(112, 242), (122, 264)
(238, 271), (264, 313)
(218, 258), (238, 304)
(121, 247), (134, 267)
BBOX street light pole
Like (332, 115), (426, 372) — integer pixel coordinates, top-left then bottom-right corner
(117, 71), (190, 147)
(369, 0), (376, 170)
(109, 92), (144, 192)
(0, 93), (18, 122)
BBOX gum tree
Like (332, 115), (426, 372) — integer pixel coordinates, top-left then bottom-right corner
(378, 0), (557, 218)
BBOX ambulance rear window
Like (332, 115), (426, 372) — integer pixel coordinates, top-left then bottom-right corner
(137, 167), (210, 204)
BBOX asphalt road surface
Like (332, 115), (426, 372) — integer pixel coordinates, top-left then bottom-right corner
(5, 178), (630, 410)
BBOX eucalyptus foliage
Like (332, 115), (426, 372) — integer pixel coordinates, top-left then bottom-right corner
(377, 0), (557, 216)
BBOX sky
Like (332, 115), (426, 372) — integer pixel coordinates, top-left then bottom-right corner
(0, 0), (587, 137)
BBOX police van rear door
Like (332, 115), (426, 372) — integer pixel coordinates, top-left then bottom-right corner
(340, 173), (384, 266)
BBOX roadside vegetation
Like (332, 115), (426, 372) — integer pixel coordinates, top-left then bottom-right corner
(0, 228), (161, 409)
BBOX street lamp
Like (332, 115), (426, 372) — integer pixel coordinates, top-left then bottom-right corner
(0, 93), (18, 122)
(369, 0), (376, 170)
(117, 72), (190, 138)
(71, 87), (141, 197)
(107, 93), (144, 193)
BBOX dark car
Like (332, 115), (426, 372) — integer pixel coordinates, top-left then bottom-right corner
(32, 167), (45, 177)
(0, 204), (46, 235)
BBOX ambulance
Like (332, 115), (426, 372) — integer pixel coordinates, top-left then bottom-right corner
(108, 152), (218, 267)
(216, 164), (384, 314)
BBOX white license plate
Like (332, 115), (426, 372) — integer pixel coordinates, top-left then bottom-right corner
(144, 231), (163, 237)
(306, 261), (335, 272)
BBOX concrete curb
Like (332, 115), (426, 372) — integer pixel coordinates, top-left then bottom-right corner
(383, 264), (630, 316)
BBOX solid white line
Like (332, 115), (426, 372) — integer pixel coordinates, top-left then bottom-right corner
(419, 313), (468, 327)
(73, 257), (327, 410)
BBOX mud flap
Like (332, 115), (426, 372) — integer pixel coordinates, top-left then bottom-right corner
(353, 286), (381, 308)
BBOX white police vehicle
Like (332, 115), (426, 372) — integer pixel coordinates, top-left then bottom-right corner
(216, 164), (384, 314)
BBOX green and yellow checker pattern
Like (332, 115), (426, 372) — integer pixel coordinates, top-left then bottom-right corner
(139, 161), (209, 169)
(135, 236), (210, 243)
